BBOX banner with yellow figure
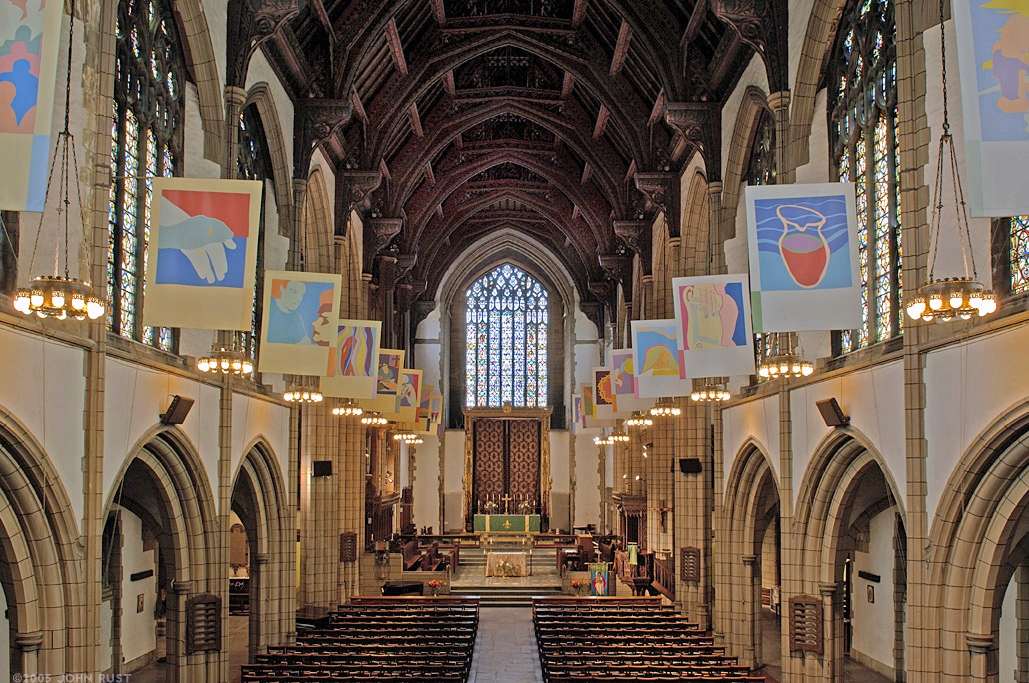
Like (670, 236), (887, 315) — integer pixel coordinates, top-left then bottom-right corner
(672, 275), (756, 380)
(631, 319), (692, 399)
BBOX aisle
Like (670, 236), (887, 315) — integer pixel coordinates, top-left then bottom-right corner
(467, 607), (544, 683)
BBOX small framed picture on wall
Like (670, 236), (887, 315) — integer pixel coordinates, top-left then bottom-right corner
(137, 593), (145, 613)
(867, 585), (874, 604)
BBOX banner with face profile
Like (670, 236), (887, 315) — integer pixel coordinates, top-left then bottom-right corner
(258, 270), (341, 375)
(360, 349), (405, 416)
(672, 275), (756, 379)
(143, 178), (264, 330)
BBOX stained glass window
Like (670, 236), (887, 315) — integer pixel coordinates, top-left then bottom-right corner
(829, 0), (901, 353)
(747, 109), (777, 370)
(1010, 216), (1029, 294)
(108, 0), (184, 351)
(234, 107), (270, 367)
(0, 211), (17, 295)
(465, 264), (548, 407)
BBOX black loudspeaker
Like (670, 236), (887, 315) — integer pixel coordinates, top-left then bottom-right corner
(679, 458), (702, 474)
(159, 395), (194, 425)
(816, 397), (850, 427)
(312, 461), (333, 477)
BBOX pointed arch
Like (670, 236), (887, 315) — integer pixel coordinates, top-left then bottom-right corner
(245, 83), (294, 236)
(172, 0), (225, 162)
(303, 168), (335, 274)
(681, 171), (711, 277)
(722, 86), (774, 235)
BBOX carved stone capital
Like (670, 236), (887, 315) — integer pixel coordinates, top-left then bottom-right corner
(633, 172), (675, 213)
(598, 253), (633, 303)
(363, 217), (403, 273)
(226, 0), (300, 88)
(664, 102), (723, 182)
(295, 99), (353, 180)
(612, 220), (647, 254)
(710, 0), (788, 91)
(12, 631), (43, 652)
(396, 253), (418, 280)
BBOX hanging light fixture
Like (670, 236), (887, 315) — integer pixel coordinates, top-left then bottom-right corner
(691, 383), (732, 402)
(757, 332), (813, 379)
(361, 411), (388, 426)
(624, 411), (653, 429)
(609, 429), (629, 443)
(283, 379), (323, 403)
(904, 0), (995, 323)
(197, 346), (253, 376)
(13, 0), (105, 322)
(393, 429), (422, 444)
(594, 435), (613, 446)
(649, 397), (681, 418)
(332, 398), (364, 417)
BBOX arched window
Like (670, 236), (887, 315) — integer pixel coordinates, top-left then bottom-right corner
(1010, 216), (1029, 294)
(465, 264), (548, 407)
(828, 0), (902, 353)
(234, 106), (270, 367)
(747, 109), (777, 369)
(107, 0), (185, 351)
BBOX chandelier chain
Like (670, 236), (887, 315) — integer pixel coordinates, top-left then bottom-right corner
(939, 0), (949, 132)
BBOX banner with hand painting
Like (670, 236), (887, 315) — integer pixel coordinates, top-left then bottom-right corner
(745, 184), (861, 331)
(0, 0), (62, 211)
(954, 2), (1029, 216)
(672, 275), (755, 379)
(143, 178), (263, 330)
(258, 270), (341, 375)
(320, 320), (381, 399)
(631, 319), (692, 398)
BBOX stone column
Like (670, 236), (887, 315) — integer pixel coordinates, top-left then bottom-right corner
(967, 633), (998, 682)
(820, 581), (840, 683)
(742, 555), (759, 669)
(13, 631), (43, 675)
(1017, 564), (1029, 683)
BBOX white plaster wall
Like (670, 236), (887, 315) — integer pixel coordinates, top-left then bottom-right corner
(0, 327), (86, 521)
(573, 432), (601, 530)
(413, 436), (442, 531)
(231, 393), (291, 491)
(851, 507), (897, 672)
(1000, 576), (1017, 683)
(100, 593), (112, 671)
(103, 360), (219, 512)
(443, 429), (465, 530)
(722, 395), (781, 491)
(550, 430), (570, 529)
(118, 506), (157, 667)
(0, 602), (8, 683)
(926, 324), (1029, 521)
(790, 360), (906, 511)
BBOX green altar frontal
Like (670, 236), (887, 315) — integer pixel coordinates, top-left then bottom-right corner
(473, 514), (541, 533)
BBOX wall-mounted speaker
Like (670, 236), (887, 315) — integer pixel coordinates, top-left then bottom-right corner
(312, 461), (333, 477)
(816, 397), (850, 427)
(159, 395), (194, 425)
(679, 458), (702, 474)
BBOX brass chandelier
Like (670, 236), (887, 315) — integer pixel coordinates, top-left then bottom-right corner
(649, 397), (681, 418)
(332, 398), (364, 417)
(757, 332), (813, 380)
(197, 346), (253, 375)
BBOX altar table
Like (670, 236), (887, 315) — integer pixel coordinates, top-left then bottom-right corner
(473, 514), (541, 533)
(485, 551), (529, 577)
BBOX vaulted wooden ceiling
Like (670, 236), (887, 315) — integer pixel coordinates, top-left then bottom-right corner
(246, 0), (765, 329)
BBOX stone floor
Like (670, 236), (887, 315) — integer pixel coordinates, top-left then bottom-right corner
(126, 613), (249, 683)
(467, 607), (544, 683)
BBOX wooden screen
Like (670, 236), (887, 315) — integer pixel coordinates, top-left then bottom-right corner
(472, 418), (540, 511)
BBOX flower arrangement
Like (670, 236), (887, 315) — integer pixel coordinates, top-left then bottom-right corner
(570, 579), (586, 596)
(495, 559), (514, 577)
(427, 579), (444, 596)
(517, 500), (533, 514)
(483, 500), (499, 514)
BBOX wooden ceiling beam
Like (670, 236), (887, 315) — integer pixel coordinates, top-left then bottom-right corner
(351, 87), (368, 123)
(429, 0), (445, 25)
(385, 18), (408, 76)
(572, 0), (587, 27)
(593, 104), (609, 139)
(424, 161), (436, 185)
(648, 89), (665, 126)
(444, 70), (456, 96)
(581, 163), (592, 185)
(407, 102), (424, 137)
(561, 72), (574, 99)
(610, 20), (632, 77)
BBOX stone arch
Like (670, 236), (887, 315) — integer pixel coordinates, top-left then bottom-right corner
(231, 438), (290, 658)
(792, 427), (906, 682)
(245, 83), (294, 237)
(303, 167), (335, 274)
(720, 441), (781, 670)
(721, 86), (774, 236)
(102, 426), (219, 678)
(928, 400), (1029, 681)
(171, 0), (225, 162)
(681, 170), (711, 277)
(0, 410), (84, 676)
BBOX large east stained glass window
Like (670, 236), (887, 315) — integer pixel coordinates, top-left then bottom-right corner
(829, 0), (902, 353)
(465, 264), (548, 407)
(108, 0), (184, 351)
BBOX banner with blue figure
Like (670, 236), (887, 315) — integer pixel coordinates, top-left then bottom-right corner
(745, 183), (861, 332)
(258, 270), (341, 375)
(360, 349), (406, 416)
(143, 178), (263, 330)
(672, 275), (756, 379)
(631, 319), (693, 398)
(0, 0), (62, 210)
(955, 0), (1029, 215)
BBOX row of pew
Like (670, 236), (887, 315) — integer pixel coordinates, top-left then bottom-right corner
(532, 596), (766, 682)
(241, 596), (479, 683)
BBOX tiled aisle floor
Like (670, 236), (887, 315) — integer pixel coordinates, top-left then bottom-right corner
(467, 607), (544, 683)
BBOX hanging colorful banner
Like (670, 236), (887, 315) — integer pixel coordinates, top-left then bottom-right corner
(609, 349), (653, 416)
(397, 368), (423, 423)
(672, 275), (756, 379)
(593, 367), (617, 419)
(320, 319), (381, 399)
(258, 270), (341, 374)
(0, 0), (62, 211)
(954, 2), (1029, 216)
(360, 349), (405, 415)
(572, 394), (586, 433)
(143, 178), (263, 330)
(631, 319), (692, 398)
(745, 184), (861, 331)
(589, 562), (610, 596)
